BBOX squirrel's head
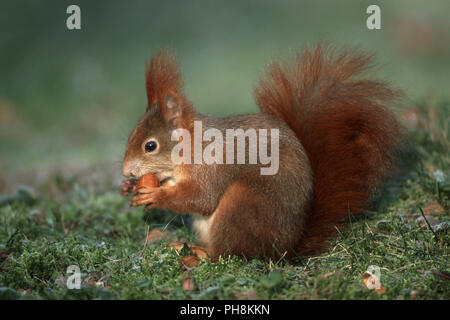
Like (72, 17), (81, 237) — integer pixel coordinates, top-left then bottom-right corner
(122, 50), (194, 179)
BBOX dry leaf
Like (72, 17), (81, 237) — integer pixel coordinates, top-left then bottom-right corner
(191, 246), (208, 259)
(423, 200), (445, 216)
(247, 290), (261, 300)
(168, 241), (190, 251)
(180, 255), (200, 269)
(410, 290), (423, 299)
(374, 285), (386, 294)
(84, 276), (96, 287)
(146, 228), (169, 242)
(182, 273), (194, 292)
(169, 242), (211, 263)
(362, 272), (373, 287)
(362, 272), (385, 294)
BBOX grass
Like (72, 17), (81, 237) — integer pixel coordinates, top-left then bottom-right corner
(0, 101), (449, 300)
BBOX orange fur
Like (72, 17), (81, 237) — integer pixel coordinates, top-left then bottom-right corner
(254, 44), (403, 254)
(145, 50), (183, 105)
(145, 50), (195, 132)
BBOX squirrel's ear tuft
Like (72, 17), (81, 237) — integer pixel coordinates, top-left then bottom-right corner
(145, 50), (183, 107)
(145, 50), (195, 131)
(163, 94), (182, 127)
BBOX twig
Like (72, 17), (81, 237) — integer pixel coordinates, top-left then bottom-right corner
(139, 225), (150, 257)
(419, 207), (437, 237)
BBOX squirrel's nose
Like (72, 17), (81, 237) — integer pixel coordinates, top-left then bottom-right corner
(122, 168), (131, 178)
(122, 162), (135, 178)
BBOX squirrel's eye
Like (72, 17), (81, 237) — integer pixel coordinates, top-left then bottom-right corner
(145, 140), (158, 153)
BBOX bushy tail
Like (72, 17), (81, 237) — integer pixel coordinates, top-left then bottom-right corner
(254, 44), (403, 254)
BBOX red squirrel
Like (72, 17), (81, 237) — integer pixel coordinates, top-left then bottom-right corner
(120, 44), (402, 259)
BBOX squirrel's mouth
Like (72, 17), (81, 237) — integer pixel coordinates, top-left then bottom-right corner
(153, 172), (164, 181)
(128, 170), (174, 185)
(147, 171), (175, 185)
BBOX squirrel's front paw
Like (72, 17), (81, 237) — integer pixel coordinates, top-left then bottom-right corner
(131, 186), (166, 210)
(120, 179), (138, 196)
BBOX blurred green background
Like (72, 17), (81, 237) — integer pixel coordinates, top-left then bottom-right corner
(0, 0), (449, 192)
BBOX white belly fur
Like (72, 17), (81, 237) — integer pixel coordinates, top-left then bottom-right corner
(192, 214), (214, 245)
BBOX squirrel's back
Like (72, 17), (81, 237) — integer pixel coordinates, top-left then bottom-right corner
(254, 44), (403, 254)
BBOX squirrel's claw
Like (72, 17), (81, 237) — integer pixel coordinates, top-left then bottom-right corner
(119, 179), (138, 196)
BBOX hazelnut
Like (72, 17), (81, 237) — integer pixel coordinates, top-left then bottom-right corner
(137, 173), (160, 188)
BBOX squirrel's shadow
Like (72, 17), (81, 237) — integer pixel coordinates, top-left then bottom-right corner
(142, 208), (194, 233)
(354, 136), (420, 222)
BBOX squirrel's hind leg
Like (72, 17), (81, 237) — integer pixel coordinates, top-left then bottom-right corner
(201, 181), (289, 259)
